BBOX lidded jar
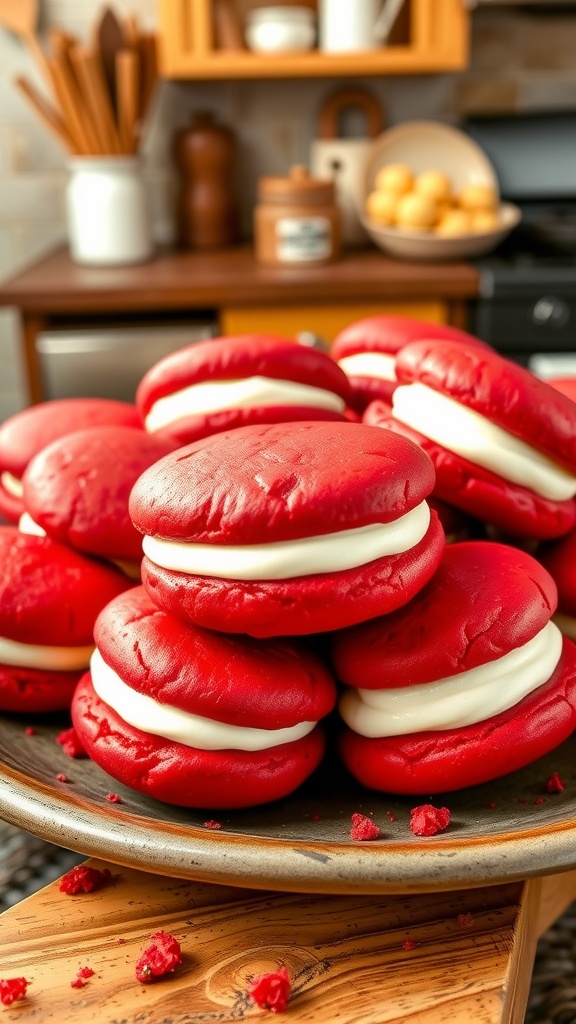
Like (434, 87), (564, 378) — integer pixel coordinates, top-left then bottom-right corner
(254, 164), (341, 266)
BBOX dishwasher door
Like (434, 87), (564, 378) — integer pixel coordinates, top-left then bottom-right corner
(36, 318), (217, 403)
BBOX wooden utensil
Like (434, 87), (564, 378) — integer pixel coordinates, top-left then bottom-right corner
(93, 6), (126, 111)
(13, 75), (74, 152)
(69, 45), (123, 155)
(47, 54), (93, 155)
(115, 47), (140, 153)
(0, 0), (50, 84)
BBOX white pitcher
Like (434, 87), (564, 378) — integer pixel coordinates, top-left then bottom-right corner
(318, 0), (404, 53)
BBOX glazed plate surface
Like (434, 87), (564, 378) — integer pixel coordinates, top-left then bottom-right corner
(1, 712), (576, 895)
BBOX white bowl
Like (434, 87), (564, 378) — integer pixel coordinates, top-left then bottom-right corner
(362, 202), (522, 262)
(245, 6), (316, 53)
(360, 120), (521, 261)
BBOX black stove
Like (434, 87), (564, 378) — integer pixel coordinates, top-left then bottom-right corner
(465, 113), (576, 371)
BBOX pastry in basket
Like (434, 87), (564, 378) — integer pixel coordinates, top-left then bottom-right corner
(331, 541), (576, 795)
(0, 397), (141, 524)
(129, 420), (445, 637)
(19, 425), (176, 577)
(136, 333), (352, 445)
(331, 315), (489, 412)
(0, 527), (131, 712)
(72, 586), (337, 808)
(367, 339), (576, 540)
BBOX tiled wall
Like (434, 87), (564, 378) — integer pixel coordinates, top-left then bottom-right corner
(0, 1), (575, 421)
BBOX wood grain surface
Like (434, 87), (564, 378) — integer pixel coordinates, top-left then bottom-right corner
(3, 861), (576, 1023)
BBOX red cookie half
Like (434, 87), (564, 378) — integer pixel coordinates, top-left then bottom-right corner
(365, 401), (576, 540)
(130, 421), (445, 636)
(0, 398), (141, 523)
(72, 586), (337, 808)
(136, 334), (352, 445)
(332, 315), (489, 411)
(332, 541), (576, 793)
(22, 426), (176, 562)
(0, 527), (131, 712)
(339, 647), (576, 794)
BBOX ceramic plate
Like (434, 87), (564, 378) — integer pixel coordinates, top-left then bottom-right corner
(1, 711), (576, 895)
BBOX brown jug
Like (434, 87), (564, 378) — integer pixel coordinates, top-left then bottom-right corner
(173, 111), (239, 250)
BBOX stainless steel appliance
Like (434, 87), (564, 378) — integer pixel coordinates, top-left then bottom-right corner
(36, 314), (217, 402)
(467, 112), (576, 374)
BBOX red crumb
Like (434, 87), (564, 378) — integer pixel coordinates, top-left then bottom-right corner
(56, 772), (70, 783)
(59, 865), (111, 895)
(248, 967), (291, 1013)
(0, 978), (29, 1005)
(386, 810), (398, 822)
(534, 797), (545, 805)
(350, 812), (380, 841)
(409, 804), (450, 837)
(135, 931), (182, 984)
(457, 913), (475, 929)
(546, 772), (566, 793)
(24, 726), (36, 736)
(312, 815), (321, 822)
(487, 801), (497, 809)
(56, 727), (87, 759)
(106, 793), (122, 803)
(116, 938), (126, 945)
(71, 965), (95, 988)
(402, 939), (417, 951)
(203, 820), (221, 829)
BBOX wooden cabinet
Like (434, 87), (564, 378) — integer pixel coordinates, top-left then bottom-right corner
(157, 0), (469, 79)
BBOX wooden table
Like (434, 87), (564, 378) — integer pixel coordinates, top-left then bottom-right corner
(1, 859), (575, 1022)
(0, 244), (480, 404)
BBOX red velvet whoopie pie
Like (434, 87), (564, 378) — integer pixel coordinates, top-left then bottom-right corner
(136, 333), (352, 445)
(0, 397), (141, 523)
(20, 425), (177, 571)
(130, 420), (445, 637)
(332, 541), (576, 795)
(0, 527), (131, 712)
(539, 528), (576, 643)
(367, 340), (576, 539)
(72, 586), (337, 808)
(331, 314), (489, 412)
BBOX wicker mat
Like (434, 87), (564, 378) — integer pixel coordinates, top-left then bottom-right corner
(0, 821), (575, 1022)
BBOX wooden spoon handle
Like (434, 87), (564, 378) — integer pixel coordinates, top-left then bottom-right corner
(116, 48), (140, 153)
(13, 75), (74, 152)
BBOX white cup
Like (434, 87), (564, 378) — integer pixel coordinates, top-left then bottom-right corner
(319, 0), (382, 53)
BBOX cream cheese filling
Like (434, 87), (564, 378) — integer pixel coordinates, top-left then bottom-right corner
(90, 648), (316, 751)
(338, 352), (397, 382)
(19, 512), (46, 536)
(0, 634), (94, 671)
(392, 383), (576, 502)
(142, 501), (430, 581)
(339, 620), (562, 737)
(1, 471), (23, 498)
(145, 375), (346, 432)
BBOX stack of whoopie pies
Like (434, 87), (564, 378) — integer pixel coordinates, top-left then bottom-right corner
(6, 325), (576, 807)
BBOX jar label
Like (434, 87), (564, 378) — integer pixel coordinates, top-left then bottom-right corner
(275, 217), (331, 262)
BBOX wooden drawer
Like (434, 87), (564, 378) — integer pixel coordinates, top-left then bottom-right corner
(220, 301), (449, 344)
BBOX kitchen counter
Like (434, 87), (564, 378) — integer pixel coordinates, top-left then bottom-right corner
(0, 244), (480, 403)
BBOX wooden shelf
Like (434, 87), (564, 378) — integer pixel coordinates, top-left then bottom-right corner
(157, 0), (470, 79)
